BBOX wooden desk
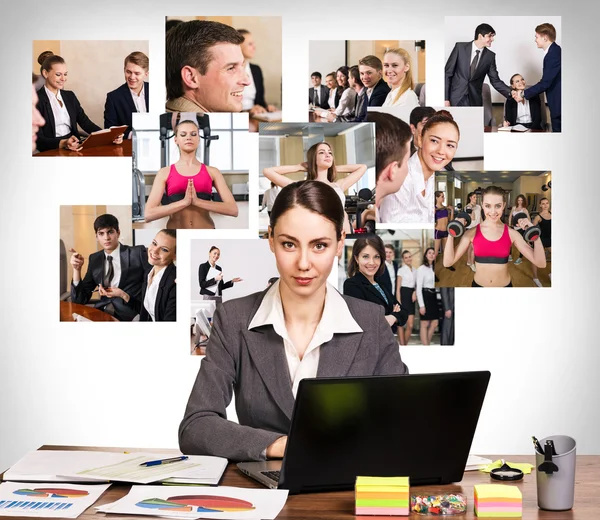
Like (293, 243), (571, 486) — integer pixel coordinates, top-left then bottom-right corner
(484, 126), (546, 133)
(59, 301), (119, 322)
(35, 140), (132, 157)
(2, 446), (596, 519)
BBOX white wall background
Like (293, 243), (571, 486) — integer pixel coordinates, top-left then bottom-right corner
(444, 16), (562, 103)
(2, 0), (598, 477)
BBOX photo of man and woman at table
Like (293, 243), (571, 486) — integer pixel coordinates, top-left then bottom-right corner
(434, 170), (552, 288)
(132, 111), (250, 230)
(32, 40), (149, 155)
(165, 16), (282, 132)
(308, 39), (426, 124)
(341, 231), (454, 346)
(59, 206), (176, 322)
(445, 17), (561, 132)
(374, 104), (484, 227)
(259, 122), (376, 236)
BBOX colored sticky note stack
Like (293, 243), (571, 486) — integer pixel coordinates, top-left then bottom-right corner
(474, 484), (522, 517)
(355, 476), (409, 516)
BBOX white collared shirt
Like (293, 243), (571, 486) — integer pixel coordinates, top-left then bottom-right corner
(471, 41), (483, 66)
(328, 88), (336, 109)
(377, 152), (434, 224)
(516, 98), (533, 124)
(130, 84), (146, 113)
(248, 280), (363, 397)
(397, 265), (416, 289)
(367, 86), (374, 100)
(143, 266), (166, 321)
(44, 86), (71, 137)
(104, 244), (122, 288)
(382, 87), (419, 109)
(313, 86), (321, 106)
(416, 265), (435, 308)
(385, 261), (396, 295)
(242, 62), (257, 111)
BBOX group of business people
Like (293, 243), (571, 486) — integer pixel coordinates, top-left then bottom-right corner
(33, 50), (149, 153)
(68, 214), (176, 322)
(445, 22), (561, 131)
(309, 48), (420, 123)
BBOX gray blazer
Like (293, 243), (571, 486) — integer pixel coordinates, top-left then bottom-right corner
(179, 289), (409, 462)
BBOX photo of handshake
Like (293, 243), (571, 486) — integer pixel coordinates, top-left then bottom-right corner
(511, 89), (525, 102)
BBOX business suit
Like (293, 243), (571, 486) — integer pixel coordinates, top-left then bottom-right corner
(343, 271), (408, 328)
(179, 288), (408, 462)
(198, 261), (233, 297)
(308, 84), (330, 109)
(249, 63), (267, 108)
(524, 42), (561, 132)
(139, 263), (177, 322)
(376, 260), (398, 297)
(337, 89), (367, 122)
(440, 288), (454, 346)
(104, 81), (149, 136)
(70, 244), (148, 321)
(445, 42), (511, 107)
(368, 78), (391, 107)
(504, 95), (543, 130)
(36, 87), (101, 152)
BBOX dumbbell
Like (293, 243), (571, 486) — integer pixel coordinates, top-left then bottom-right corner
(513, 212), (541, 241)
(448, 212), (472, 238)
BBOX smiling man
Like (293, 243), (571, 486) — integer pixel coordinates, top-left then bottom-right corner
(358, 55), (390, 107)
(104, 52), (149, 137)
(445, 23), (511, 107)
(165, 20), (251, 113)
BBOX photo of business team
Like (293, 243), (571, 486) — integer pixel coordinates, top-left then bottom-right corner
(340, 231), (454, 346)
(259, 122), (376, 236)
(165, 16), (282, 131)
(434, 171), (552, 288)
(309, 40), (426, 124)
(445, 18), (561, 132)
(60, 206), (176, 322)
(132, 111), (250, 230)
(32, 41), (149, 155)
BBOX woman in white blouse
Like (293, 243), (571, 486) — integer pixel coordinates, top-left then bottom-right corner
(325, 72), (338, 110)
(416, 247), (438, 346)
(381, 48), (419, 109)
(395, 250), (416, 346)
(332, 66), (356, 116)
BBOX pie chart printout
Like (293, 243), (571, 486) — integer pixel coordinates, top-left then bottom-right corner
(136, 495), (256, 513)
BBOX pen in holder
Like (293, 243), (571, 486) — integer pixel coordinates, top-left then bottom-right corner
(535, 435), (576, 511)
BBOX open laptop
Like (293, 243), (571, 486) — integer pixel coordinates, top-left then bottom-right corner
(237, 371), (490, 494)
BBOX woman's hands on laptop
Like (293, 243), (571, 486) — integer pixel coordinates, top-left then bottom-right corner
(266, 436), (288, 458)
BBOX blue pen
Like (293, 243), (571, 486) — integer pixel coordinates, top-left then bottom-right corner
(139, 455), (189, 467)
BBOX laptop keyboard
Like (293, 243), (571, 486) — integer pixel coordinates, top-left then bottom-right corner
(261, 470), (280, 482)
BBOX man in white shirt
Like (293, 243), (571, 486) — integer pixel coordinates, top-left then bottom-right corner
(104, 51), (149, 138)
(309, 71), (329, 109)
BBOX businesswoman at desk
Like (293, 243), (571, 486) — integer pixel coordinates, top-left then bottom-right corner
(443, 186), (546, 287)
(198, 246), (242, 300)
(343, 235), (408, 331)
(144, 119), (239, 229)
(35, 55), (123, 153)
(263, 141), (367, 234)
(179, 181), (408, 462)
(139, 229), (177, 322)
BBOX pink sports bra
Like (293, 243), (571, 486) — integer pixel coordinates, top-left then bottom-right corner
(166, 163), (213, 197)
(473, 224), (512, 264)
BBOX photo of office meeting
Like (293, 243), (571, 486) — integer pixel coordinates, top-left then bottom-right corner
(445, 17), (561, 132)
(259, 122), (375, 236)
(340, 230), (454, 346)
(60, 206), (176, 322)
(165, 16), (281, 132)
(132, 112), (249, 230)
(435, 171), (552, 288)
(32, 40), (149, 156)
(375, 105), (484, 227)
(309, 40), (426, 124)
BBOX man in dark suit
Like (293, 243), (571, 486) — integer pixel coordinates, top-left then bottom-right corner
(358, 55), (390, 107)
(69, 214), (148, 321)
(444, 23), (512, 107)
(515, 23), (561, 132)
(104, 51), (149, 138)
(333, 66), (368, 122)
(308, 71), (330, 109)
(504, 74), (543, 130)
(377, 244), (399, 298)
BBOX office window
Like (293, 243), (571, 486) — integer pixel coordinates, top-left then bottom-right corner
(454, 177), (462, 189)
(353, 124), (376, 168)
(259, 137), (279, 192)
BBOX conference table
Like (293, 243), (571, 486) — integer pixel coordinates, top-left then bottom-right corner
(35, 140), (132, 157)
(59, 302), (119, 322)
(484, 126), (546, 133)
(2, 446), (596, 519)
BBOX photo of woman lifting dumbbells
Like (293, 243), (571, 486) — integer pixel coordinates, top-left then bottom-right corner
(442, 185), (547, 287)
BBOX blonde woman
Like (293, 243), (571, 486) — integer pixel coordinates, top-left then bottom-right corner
(381, 48), (419, 109)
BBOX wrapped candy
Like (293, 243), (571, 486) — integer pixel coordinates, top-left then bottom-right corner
(411, 493), (467, 515)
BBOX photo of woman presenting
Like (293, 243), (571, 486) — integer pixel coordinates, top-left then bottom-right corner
(443, 186), (546, 287)
(263, 141), (367, 233)
(179, 181), (408, 462)
(35, 55), (123, 153)
(343, 236), (408, 331)
(416, 247), (438, 346)
(198, 246), (242, 300)
(140, 229), (177, 322)
(144, 119), (239, 229)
